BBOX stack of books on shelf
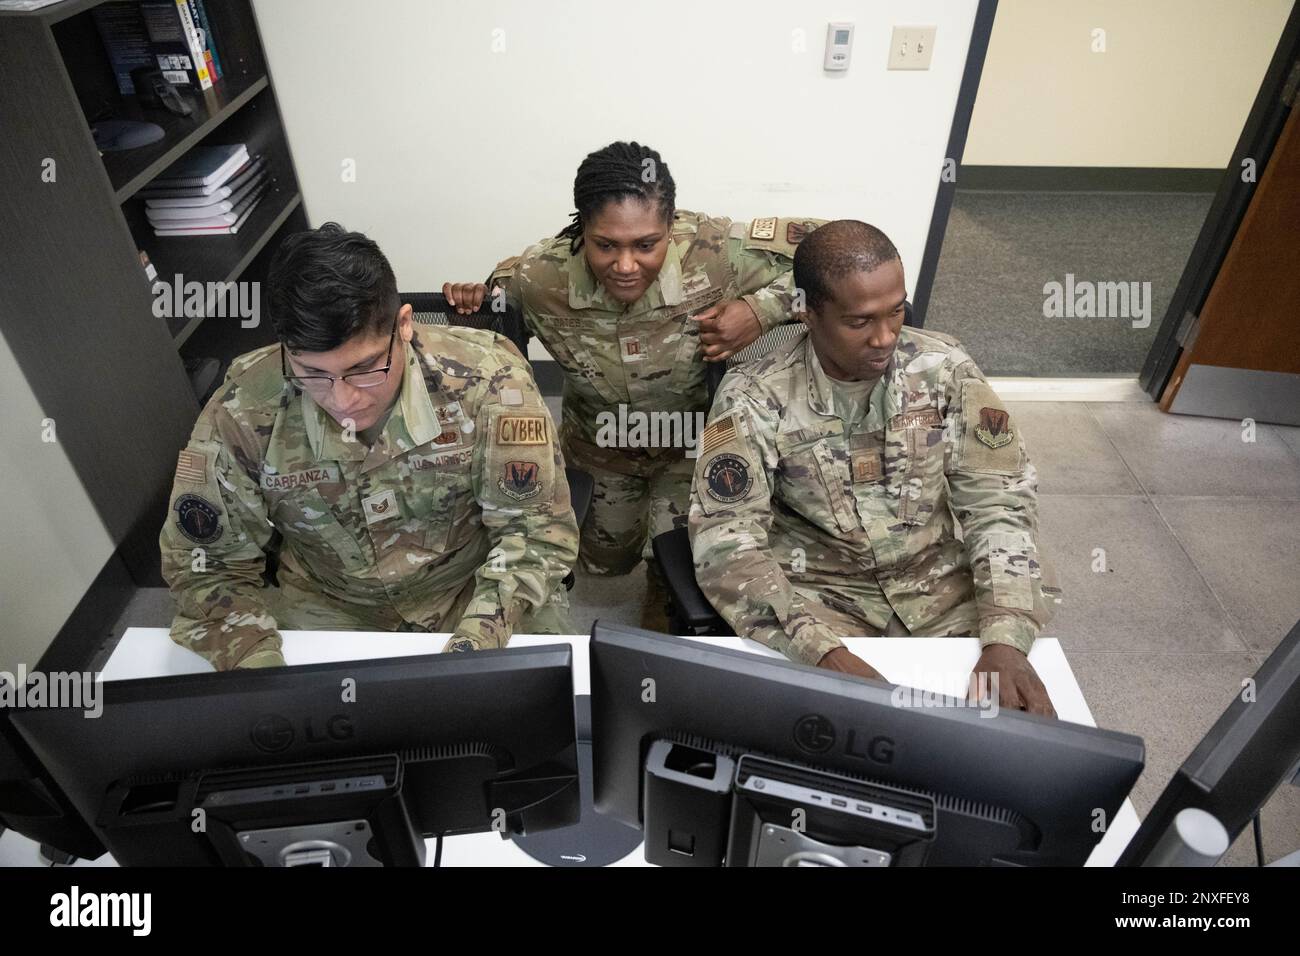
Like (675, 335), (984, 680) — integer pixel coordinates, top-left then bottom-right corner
(139, 145), (268, 237)
(93, 0), (225, 95)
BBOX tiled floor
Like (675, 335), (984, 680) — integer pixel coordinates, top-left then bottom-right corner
(104, 399), (1300, 865)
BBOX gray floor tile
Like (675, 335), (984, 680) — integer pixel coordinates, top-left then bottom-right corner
(566, 565), (645, 635)
(1271, 423), (1300, 461)
(1008, 402), (1142, 496)
(1089, 402), (1300, 498)
(1153, 497), (1300, 655)
(1036, 496), (1245, 653)
(1064, 649), (1298, 865)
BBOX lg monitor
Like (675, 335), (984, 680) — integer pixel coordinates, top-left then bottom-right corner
(590, 624), (1145, 866)
(10, 645), (579, 866)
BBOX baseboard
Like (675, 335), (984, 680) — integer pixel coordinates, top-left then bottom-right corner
(36, 551), (135, 676)
(959, 166), (1224, 193)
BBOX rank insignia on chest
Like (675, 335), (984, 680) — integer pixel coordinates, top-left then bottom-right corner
(619, 334), (647, 363)
(362, 489), (398, 524)
(852, 450), (884, 483)
(975, 407), (1014, 449)
(499, 460), (541, 500)
(705, 453), (753, 503)
(174, 493), (223, 544)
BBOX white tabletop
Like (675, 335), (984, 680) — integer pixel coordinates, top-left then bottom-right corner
(1, 629), (1140, 868)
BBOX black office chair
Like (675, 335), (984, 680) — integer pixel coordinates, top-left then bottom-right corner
(405, 290), (531, 359)
(654, 303), (916, 634)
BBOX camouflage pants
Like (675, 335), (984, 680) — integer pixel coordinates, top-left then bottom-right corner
(572, 452), (695, 589)
(272, 565), (572, 637)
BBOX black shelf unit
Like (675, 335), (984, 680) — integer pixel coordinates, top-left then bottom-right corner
(0, 0), (309, 598)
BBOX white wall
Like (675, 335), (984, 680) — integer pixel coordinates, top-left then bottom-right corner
(253, 0), (979, 336)
(0, 336), (116, 674)
(965, 0), (1294, 168)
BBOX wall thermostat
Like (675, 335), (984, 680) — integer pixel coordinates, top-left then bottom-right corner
(824, 22), (853, 71)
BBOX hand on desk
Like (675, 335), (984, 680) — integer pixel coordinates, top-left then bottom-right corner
(969, 644), (1056, 718)
(817, 646), (884, 682)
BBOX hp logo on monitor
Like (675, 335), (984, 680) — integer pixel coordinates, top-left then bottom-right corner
(793, 714), (836, 754)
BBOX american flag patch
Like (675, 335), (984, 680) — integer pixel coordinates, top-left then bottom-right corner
(699, 414), (737, 457)
(175, 449), (207, 484)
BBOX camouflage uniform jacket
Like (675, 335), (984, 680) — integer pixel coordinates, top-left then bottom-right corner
(689, 327), (1055, 667)
(160, 327), (578, 669)
(489, 210), (824, 474)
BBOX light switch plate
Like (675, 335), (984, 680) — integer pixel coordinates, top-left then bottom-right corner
(887, 25), (936, 70)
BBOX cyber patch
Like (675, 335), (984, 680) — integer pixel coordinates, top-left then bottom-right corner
(497, 415), (547, 445)
(174, 493), (223, 544)
(975, 407), (1014, 449)
(499, 460), (542, 500)
(705, 453), (753, 504)
(749, 217), (777, 241)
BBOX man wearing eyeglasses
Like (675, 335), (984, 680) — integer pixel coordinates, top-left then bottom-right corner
(159, 222), (579, 669)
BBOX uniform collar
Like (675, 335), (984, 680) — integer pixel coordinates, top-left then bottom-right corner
(567, 236), (684, 311)
(300, 338), (440, 464)
(804, 336), (901, 430)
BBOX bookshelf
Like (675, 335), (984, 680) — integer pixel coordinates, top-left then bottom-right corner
(0, 0), (309, 592)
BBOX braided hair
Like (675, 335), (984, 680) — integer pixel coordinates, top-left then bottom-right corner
(556, 141), (676, 254)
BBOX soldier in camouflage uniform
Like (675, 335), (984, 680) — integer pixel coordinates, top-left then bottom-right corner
(689, 220), (1058, 715)
(443, 141), (823, 628)
(161, 223), (577, 670)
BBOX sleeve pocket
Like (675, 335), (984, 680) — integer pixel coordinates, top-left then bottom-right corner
(988, 531), (1035, 611)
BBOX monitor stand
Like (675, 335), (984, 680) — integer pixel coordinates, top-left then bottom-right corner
(511, 696), (643, 867)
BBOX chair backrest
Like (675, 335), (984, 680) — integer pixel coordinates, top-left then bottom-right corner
(402, 292), (530, 360)
(705, 300), (915, 402)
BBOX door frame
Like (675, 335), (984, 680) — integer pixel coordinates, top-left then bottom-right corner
(1140, 2), (1300, 399)
(911, 0), (1000, 328)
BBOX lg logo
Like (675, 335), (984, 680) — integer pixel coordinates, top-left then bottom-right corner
(250, 714), (354, 753)
(792, 714), (895, 764)
(793, 714), (836, 754)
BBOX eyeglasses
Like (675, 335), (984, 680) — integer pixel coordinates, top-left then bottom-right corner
(282, 313), (399, 393)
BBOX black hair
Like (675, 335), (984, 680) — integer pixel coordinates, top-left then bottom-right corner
(793, 219), (901, 314)
(556, 141), (676, 254)
(267, 222), (399, 352)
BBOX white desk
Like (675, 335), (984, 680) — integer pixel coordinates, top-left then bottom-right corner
(0, 629), (1140, 867)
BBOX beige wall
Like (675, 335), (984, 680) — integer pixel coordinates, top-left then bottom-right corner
(965, 0), (1294, 168)
(253, 0), (980, 354)
(0, 336), (116, 674)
